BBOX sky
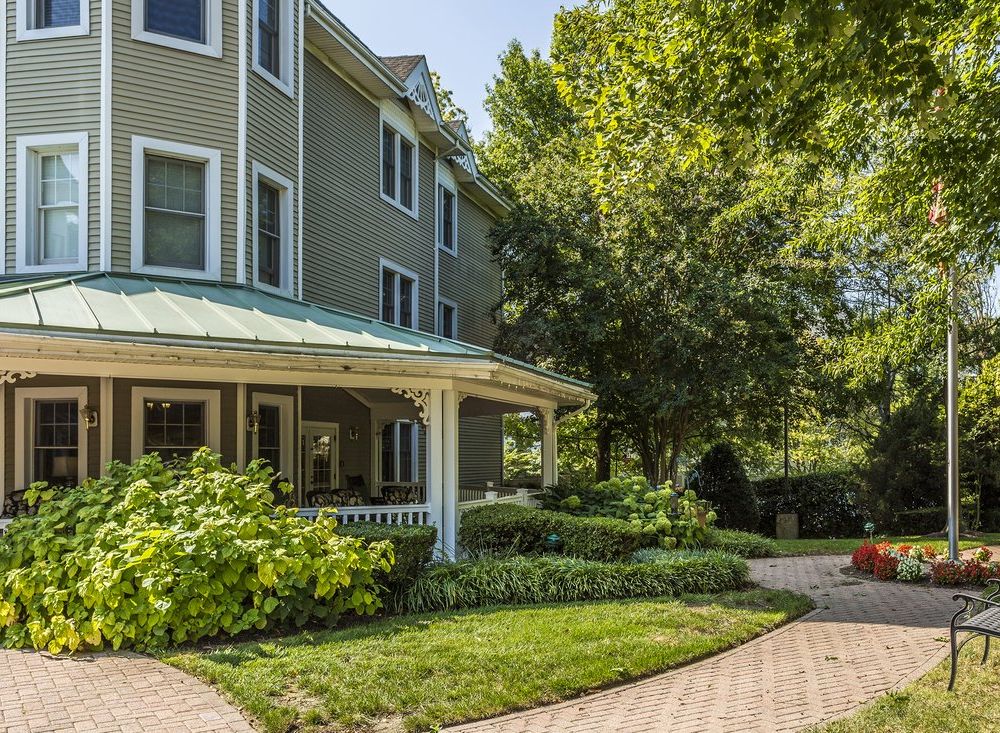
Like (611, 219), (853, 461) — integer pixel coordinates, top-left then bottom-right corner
(323, 1), (578, 137)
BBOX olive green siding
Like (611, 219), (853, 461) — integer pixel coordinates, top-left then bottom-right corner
(438, 190), (502, 349)
(110, 0), (240, 278)
(4, 0), (102, 272)
(302, 50), (435, 330)
(459, 415), (503, 485)
(245, 0), (300, 290)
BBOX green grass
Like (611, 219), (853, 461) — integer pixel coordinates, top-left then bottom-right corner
(775, 534), (1000, 557)
(162, 589), (812, 733)
(817, 638), (1000, 732)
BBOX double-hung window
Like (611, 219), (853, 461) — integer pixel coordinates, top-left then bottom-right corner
(14, 386), (88, 491)
(132, 137), (221, 280)
(437, 299), (457, 340)
(132, 0), (222, 57)
(380, 121), (418, 217)
(380, 261), (418, 329)
(131, 387), (220, 461)
(16, 132), (88, 274)
(438, 185), (456, 252)
(253, 0), (293, 94)
(17, 0), (89, 40)
(381, 422), (418, 484)
(252, 393), (294, 482)
(252, 162), (294, 294)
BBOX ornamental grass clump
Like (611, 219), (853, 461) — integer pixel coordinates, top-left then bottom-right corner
(0, 450), (392, 654)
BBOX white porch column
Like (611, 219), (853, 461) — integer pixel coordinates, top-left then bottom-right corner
(441, 390), (460, 556)
(540, 407), (557, 487)
(425, 389), (445, 551)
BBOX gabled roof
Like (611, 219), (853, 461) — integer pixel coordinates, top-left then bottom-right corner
(0, 273), (593, 402)
(380, 55), (424, 80)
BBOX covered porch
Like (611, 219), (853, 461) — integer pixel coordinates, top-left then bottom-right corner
(0, 274), (594, 553)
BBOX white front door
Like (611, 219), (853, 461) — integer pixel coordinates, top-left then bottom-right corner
(302, 422), (339, 498)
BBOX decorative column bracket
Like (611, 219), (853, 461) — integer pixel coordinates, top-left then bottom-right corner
(0, 370), (37, 385)
(390, 387), (431, 425)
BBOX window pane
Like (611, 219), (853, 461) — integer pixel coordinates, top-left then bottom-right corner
(144, 211), (205, 268)
(258, 0), (280, 76)
(36, 0), (80, 29)
(439, 303), (455, 339)
(257, 181), (281, 287)
(382, 270), (395, 323)
(399, 277), (413, 328)
(145, 155), (206, 270)
(41, 208), (78, 262)
(382, 127), (395, 198)
(399, 141), (413, 210)
(39, 152), (78, 206)
(146, 0), (205, 43)
(443, 189), (455, 248)
(381, 424), (395, 482)
(257, 404), (281, 471)
(398, 423), (413, 482)
(33, 400), (79, 487)
(144, 400), (206, 459)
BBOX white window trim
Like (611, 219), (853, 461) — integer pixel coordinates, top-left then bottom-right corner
(251, 161), (294, 296)
(131, 0), (222, 58)
(15, 132), (89, 274)
(14, 386), (89, 490)
(130, 386), (221, 461)
(252, 392), (294, 482)
(251, 0), (294, 97)
(379, 257), (420, 331)
(436, 168), (458, 257)
(437, 296), (458, 340)
(131, 136), (222, 281)
(16, 0), (90, 40)
(379, 102), (419, 220)
(379, 420), (419, 485)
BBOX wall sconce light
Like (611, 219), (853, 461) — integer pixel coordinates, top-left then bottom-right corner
(349, 426), (360, 441)
(246, 411), (261, 434)
(79, 406), (99, 430)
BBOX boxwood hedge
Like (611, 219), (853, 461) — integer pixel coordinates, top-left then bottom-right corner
(335, 521), (437, 589)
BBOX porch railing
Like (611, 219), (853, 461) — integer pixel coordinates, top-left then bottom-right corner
(458, 484), (521, 503)
(297, 505), (432, 525)
(457, 487), (540, 515)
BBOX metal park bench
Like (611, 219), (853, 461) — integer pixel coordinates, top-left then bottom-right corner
(949, 579), (1000, 690)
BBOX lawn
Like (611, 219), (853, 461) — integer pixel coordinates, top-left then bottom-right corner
(819, 638), (999, 732)
(775, 534), (1000, 557)
(163, 589), (812, 733)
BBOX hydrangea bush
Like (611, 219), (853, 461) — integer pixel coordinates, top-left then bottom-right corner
(549, 477), (715, 549)
(0, 451), (392, 653)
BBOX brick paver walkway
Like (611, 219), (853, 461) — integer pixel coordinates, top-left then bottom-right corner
(0, 648), (254, 732)
(447, 555), (962, 733)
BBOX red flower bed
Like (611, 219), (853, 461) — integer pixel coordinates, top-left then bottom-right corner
(929, 559), (1000, 586)
(873, 552), (899, 581)
(851, 542), (879, 573)
(931, 560), (965, 585)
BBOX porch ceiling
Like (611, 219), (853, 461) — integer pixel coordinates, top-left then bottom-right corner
(0, 273), (595, 407)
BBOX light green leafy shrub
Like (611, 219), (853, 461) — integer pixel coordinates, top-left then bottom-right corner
(458, 503), (651, 561)
(543, 476), (716, 548)
(702, 529), (778, 558)
(0, 450), (392, 654)
(400, 552), (750, 613)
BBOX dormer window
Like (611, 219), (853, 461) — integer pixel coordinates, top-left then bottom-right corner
(17, 0), (89, 40)
(132, 0), (222, 58)
(380, 120), (418, 218)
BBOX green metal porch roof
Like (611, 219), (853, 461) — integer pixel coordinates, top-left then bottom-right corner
(0, 273), (592, 392)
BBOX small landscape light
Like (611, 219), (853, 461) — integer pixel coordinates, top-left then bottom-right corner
(544, 533), (563, 553)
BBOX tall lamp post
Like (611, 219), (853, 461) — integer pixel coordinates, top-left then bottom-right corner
(930, 181), (960, 561)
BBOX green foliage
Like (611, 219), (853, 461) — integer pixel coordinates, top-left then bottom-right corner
(695, 444), (760, 532)
(754, 472), (867, 538)
(542, 476), (716, 548)
(458, 503), (651, 562)
(703, 530), (779, 559)
(0, 451), (391, 653)
(399, 553), (750, 613)
(335, 522), (437, 590)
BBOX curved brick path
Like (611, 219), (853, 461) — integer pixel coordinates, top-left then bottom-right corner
(446, 555), (962, 733)
(0, 649), (253, 732)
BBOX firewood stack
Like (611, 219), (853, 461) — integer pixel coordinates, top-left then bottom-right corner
(1, 490), (36, 518)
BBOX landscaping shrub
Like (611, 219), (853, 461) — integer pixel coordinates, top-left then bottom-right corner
(336, 522), (437, 589)
(399, 552), (750, 613)
(850, 542), (880, 574)
(754, 472), (866, 538)
(0, 451), (391, 653)
(897, 557), (924, 581)
(872, 552), (899, 581)
(458, 503), (652, 561)
(540, 476), (716, 548)
(695, 443), (760, 532)
(702, 529), (778, 558)
(929, 557), (1000, 586)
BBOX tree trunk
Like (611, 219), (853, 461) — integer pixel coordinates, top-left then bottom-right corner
(596, 418), (613, 482)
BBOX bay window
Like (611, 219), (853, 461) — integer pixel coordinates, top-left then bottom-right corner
(252, 162), (294, 294)
(380, 123), (418, 217)
(132, 0), (222, 57)
(17, 0), (89, 39)
(380, 261), (418, 329)
(253, 0), (293, 94)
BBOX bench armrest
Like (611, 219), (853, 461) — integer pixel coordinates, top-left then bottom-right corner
(953, 592), (1000, 607)
(986, 578), (1000, 602)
